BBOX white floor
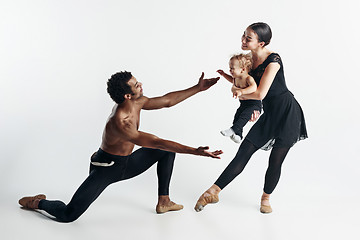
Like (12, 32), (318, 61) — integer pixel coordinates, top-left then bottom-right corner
(2, 136), (359, 240)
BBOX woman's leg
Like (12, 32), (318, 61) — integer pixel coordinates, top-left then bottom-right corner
(195, 139), (259, 211)
(215, 139), (259, 189)
(260, 146), (290, 213)
(263, 147), (290, 194)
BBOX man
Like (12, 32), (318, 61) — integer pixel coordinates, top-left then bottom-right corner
(19, 71), (223, 222)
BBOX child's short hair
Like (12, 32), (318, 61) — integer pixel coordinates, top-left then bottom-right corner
(230, 53), (253, 72)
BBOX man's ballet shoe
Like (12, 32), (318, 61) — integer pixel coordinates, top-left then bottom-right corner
(194, 192), (219, 212)
(156, 201), (183, 214)
(18, 194), (46, 209)
(260, 204), (272, 213)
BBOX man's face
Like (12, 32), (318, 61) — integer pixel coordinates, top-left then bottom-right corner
(127, 76), (143, 99)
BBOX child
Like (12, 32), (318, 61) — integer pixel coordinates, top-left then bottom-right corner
(217, 53), (262, 143)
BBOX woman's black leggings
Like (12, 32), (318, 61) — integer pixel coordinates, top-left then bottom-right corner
(214, 139), (290, 194)
(38, 148), (175, 223)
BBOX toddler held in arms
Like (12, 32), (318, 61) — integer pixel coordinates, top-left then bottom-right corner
(217, 53), (262, 143)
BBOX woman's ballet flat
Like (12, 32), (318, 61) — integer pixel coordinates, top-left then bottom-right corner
(156, 202), (183, 214)
(194, 192), (219, 212)
(260, 204), (272, 214)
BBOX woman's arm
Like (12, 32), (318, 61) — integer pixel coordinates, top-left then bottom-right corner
(240, 63), (280, 100)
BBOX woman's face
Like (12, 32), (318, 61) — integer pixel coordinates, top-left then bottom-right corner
(241, 28), (263, 50)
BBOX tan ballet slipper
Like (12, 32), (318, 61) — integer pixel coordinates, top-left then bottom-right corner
(194, 192), (219, 212)
(156, 201), (183, 214)
(260, 204), (273, 213)
(260, 196), (272, 214)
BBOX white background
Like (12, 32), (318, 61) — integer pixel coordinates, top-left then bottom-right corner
(1, 0), (359, 239)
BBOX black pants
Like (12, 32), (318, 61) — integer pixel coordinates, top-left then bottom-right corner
(214, 139), (290, 194)
(231, 100), (262, 139)
(38, 148), (175, 222)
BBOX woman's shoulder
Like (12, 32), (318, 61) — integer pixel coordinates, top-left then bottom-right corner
(265, 52), (282, 66)
(268, 52), (281, 61)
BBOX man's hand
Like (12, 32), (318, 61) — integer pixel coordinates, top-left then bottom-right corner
(198, 72), (220, 91)
(195, 146), (223, 159)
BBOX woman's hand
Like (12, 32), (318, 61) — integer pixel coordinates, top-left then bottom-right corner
(249, 110), (260, 122)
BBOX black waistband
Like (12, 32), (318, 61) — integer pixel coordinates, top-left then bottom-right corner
(239, 99), (262, 106)
(91, 148), (129, 164)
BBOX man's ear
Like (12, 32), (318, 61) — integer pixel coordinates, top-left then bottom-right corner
(259, 41), (265, 48)
(124, 94), (132, 100)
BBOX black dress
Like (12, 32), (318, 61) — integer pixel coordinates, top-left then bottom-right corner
(246, 53), (307, 150)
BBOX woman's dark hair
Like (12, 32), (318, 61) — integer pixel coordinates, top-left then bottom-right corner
(107, 71), (134, 104)
(248, 22), (272, 46)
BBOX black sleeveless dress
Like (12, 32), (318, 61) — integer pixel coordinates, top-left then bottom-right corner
(246, 53), (307, 150)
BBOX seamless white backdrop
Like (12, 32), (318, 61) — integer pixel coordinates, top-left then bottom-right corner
(1, 0), (360, 239)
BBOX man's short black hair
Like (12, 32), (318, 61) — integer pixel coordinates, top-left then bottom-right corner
(107, 71), (134, 104)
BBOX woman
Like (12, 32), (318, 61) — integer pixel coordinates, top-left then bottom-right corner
(195, 22), (307, 213)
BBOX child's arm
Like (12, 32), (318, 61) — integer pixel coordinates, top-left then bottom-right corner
(217, 70), (234, 84)
(231, 76), (257, 98)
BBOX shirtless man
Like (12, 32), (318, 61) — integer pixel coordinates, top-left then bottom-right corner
(18, 71), (223, 222)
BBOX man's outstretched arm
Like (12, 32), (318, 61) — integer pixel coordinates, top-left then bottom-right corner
(142, 72), (219, 110)
(120, 119), (222, 158)
(132, 131), (222, 158)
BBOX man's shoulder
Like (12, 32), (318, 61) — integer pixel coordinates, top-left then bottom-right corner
(135, 96), (149, 105)
(107, 114), (135, 135)
(112, 109), (138, 128)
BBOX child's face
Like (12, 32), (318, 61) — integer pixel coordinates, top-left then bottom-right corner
(229, 59), (244, 78)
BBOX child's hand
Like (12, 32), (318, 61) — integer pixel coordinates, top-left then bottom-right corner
(231, 84), (242, 99)
(217, 69), (225, 76)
